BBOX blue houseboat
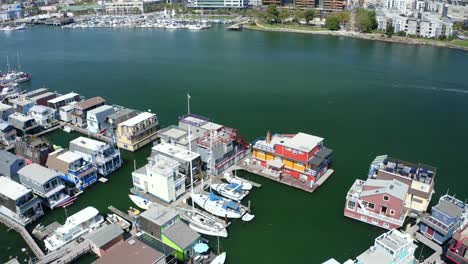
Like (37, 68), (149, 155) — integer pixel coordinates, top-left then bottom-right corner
(46, 149), (98, 191)
(419, 194), (467, 245)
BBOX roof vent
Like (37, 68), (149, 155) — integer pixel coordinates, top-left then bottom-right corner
(128, 239), (135, 245)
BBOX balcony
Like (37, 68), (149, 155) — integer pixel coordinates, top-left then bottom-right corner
(253, 143), (275, 154)
(356, 206), (405, 226)
(18, 197), (41, 214)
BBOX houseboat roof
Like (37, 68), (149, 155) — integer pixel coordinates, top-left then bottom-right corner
(23, 88), (48, 98)
(48, 92), (79, 104)
(107, 108), (137, 121)
(85, 223), (123, 248)
(360, 179), (409, 200)
(18, 163), (61, 185)
(282, 133), (323, 152)
(118, 112), (154, 127)
(0, 120), (12, 131)
(372, 155), (436, 185)
(74, 96), (105, 110)
(9, 97), (35, 106)
(162, 221), (200, 249)
(376, 229), (414, 252)
(178, 113), (210, 127)
(59, 104), (75, 111)
(70, 137), (108, 151)
(0, 176), (30, 200)
(29, 92), (57, 102)
(58, 150), (83, 163)
(29, 105), (54, 114)
(87, 104), (114, 116)
(147, 154), (180, 177)
(9, 113), (35, 122)
(433, 195), (466, 218)
(152, 142), (200, 162)
(0, 149), (23, 170)
(0, 102), (12, 111)
(139, 204), (178, 227)
(157, 125), (187, 141)
(93, 236), (165, 264)
(453, 225), (468, 247)
(200, 122), (223, 131)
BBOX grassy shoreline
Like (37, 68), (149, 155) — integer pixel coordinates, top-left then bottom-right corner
(244, 22), (468, 51)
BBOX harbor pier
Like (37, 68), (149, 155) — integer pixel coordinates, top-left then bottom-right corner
(59, 121), (115, 144)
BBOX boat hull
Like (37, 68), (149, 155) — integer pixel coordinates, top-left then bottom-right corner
(129, 194), (152, 210)
(191, 193), (244, 219)
(210, 252), (227, 264)
(189, 222), (228, 238)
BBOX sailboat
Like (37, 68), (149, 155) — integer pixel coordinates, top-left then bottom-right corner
(211, 182), (249, 201)
(223, 172), (252, 191)
(129, 194), (152, 210)
(191, 192), (246, 219)
(179, 94), (228, 237)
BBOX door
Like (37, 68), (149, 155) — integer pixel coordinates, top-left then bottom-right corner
(380, 206), (388, 215)
(426, 226), (435, 238)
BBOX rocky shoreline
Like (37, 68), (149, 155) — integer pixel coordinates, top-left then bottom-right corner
(244, 23), (468, 52)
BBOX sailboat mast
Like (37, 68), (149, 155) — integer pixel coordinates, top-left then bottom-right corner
(16, 52), (21, 72)
(209, 129), (213, 191)
(6, 56), (10, 72)
(187, 94), (195, 213)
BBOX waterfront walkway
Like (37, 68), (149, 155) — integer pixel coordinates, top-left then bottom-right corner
(0, 214), (45, 259)
(59, 122), (115, 144)
(404, 223), (443, 263)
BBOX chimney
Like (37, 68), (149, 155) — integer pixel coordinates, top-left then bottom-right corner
(266, 130), (271, 144)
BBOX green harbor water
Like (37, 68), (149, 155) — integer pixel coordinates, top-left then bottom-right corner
(1, 25), (468, 264)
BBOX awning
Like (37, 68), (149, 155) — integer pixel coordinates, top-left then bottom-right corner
(209, 192), (222, 201)
(193, 243), (209, 253)
(267, 159), (284, 169)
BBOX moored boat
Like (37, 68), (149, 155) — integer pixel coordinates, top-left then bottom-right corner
(223, 173), (252, 191)
(191, 192), (246, 219)
(211, 183), (249, 201)
(177, 207), (228, 237)
(210, 252), (227, 264)
(129, 194), (152, 210)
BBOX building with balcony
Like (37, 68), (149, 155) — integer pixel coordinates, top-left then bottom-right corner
(104, 0), (160, 15)
(28, 105), (58, 129)
(46, 149), (98, 191)
(446, 225), (468, 264)
(0, 120), (16, 147)
(419, 194), (467, 245)
(132, 154), (185, 203)
(86, 105), (115, 134)
(344, 178), (409, 230)
(0, 176), (44, 226)
(105, 107), (138, 133)
(151, 142), (202, 181)
(8, 113), (40, 135)
(252, 131), (333, 188)
(0, 149), (26, 183)
(116, 112), (159, 152)
(14, 137), (54, 166)
(178, 114), (250, 175)
(18, 164), (70, 209)
(0, 102), (14, 121)
(69, 137), (122, 177)
(368, 155), (436, 214)
(47, 92), (81, 110)
(71, 96), (106, 128)
(356, 229), (417, 264)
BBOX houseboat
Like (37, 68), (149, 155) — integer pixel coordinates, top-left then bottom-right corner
(28, 105), (58, 129)
(44, 206), (104, 251)
(69, 137), (122, 177)
(252, 131), (333, 188)
(46, 149), (98, 191)
(419, 194), (467, 244)
(18, 164), (70, 209)
(344, 178), (410, 230)
(0, 176), (44, 226)
(446, 225), (468, 264)
(368, 155), (436, 214)
(86, 104), (114, 134)
(116, 112), (159, 152)
(70, 96), (105, 128)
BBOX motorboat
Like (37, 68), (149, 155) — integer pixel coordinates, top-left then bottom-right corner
(177, 207), (228, 237)
(129, 194), (152, 210)
(106, 213), (131, 232)
(44, 206), (104, 251)
(223, 173), (252, 191)
(211, 183), (249, 201)
(191, 192), (246, 219)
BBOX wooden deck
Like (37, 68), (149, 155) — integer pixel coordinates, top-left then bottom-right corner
(59, 121), (115, 144)
(403, 222), (443, 263)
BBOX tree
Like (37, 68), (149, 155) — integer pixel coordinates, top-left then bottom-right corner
(355, 8), (377, 33)
(293, 7), (303, 23)
(337, 11), (350, 24)
(385, 23), (394, 38)
(303, 9), (316, 24)
(326, 14), (340, 31)
(265, 4), (280, 24)
(278, 9), (290, 23)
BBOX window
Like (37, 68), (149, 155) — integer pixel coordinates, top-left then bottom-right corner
(360, 216), (367, 221)
(367, 203), (375, 210)
(383, 223), (390, 228)
(390, 209), (395, 216)
(347, 201), (356, 210)
(383, 195), (389, 201)
(372, 219), (379, 224)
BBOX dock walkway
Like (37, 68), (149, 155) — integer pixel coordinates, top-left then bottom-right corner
(36, 240), (92, 264)
(404, 223), (443, 263)
(59, 121), (115, 144)
(108, 205), (134, 223)
(32, 123), (64, 137)
(0, 214), (45, 259)
(32, 222), (62, 240)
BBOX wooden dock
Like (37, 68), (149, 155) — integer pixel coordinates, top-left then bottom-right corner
(32, 222), (62, 240)
(32, 123), (64, 137)
(36, 240), (92, 264)
(0, 214), (45, 259)
(59, 121), (115, 144)
(404, 222), (443, 263)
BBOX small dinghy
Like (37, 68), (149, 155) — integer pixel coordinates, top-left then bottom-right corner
(242, 213), (255, 222)
(129, 194), (152, 210)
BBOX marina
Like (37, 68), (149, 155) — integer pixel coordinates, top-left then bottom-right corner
(0, 24), (467, 264)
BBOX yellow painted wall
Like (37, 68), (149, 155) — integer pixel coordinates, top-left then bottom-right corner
(283, 159), (293, 169)
(293, 162), (305, 172)
(265, 153), (275, 161)
(253, 150), (266, 160)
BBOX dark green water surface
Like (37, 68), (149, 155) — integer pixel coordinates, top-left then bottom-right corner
(1, 25), (467, 263)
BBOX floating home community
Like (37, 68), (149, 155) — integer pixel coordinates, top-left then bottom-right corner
(0, 87), (465, 264)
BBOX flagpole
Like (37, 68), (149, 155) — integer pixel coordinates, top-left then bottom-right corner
(187, 94), (191, 114)
(187, 94), (194, 213)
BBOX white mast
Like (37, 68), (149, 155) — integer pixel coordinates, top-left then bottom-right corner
(6, 56), (10, 72)
(187, 94), (195, 213)
(16, 52), (21, 72)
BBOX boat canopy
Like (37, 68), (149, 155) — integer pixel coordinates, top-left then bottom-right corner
(223, 201), (240, 211)
(209, 192), (222, 201)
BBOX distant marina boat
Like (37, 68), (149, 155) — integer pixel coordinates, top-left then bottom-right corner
(191, 192), (246, 219)
(0, 24), (26, 31)
(177, 207), (228, 237)
(44, 206), (104, 251)
(0, 83), (20, 100)
(129, 194), (152, 210)
(210, 252), (227, 264)
(224, 173), (252, 191)
(211, 183), (249, 201)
